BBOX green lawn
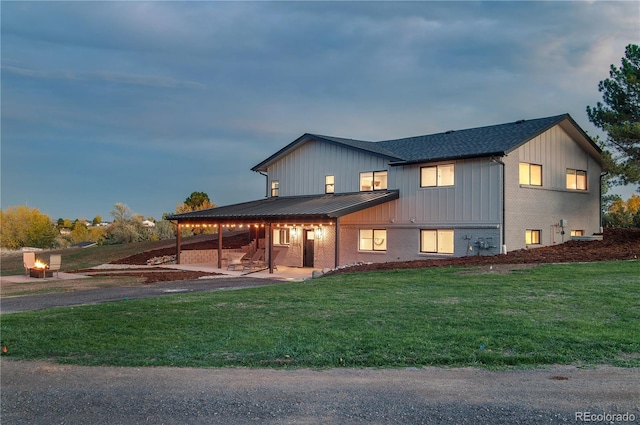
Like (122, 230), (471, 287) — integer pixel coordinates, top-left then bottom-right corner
(2, 261), (638, 369)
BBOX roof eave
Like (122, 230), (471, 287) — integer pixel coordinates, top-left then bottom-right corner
(388, 152), (506, 166)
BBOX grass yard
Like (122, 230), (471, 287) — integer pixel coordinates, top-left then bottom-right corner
(1, 261), (638, 369)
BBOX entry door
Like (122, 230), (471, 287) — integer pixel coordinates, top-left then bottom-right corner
(303, 230), (315, 267)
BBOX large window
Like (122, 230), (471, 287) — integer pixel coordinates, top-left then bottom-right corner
(359, 229), (387, 251)
(420, 229), (454, 254)
(273, 228), (290, 245)
(360, 171), (388, 191)
(525, 229), (541, 245)
(519, 163), (542, 186)
(421, 164), (455, 187)
(271, 180), (280, 197)
(325, 175), (335, 194)
(566, 169), (587, 190)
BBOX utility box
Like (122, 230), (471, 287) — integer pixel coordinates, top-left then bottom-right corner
(560, 219), (568, 228)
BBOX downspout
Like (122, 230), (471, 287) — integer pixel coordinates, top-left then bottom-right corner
(491, 156), (507, 253)
(258, 171), (268, 198)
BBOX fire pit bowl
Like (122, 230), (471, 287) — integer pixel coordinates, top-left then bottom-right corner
(29, 268), (53, 278)
(29, 259), (52, 278)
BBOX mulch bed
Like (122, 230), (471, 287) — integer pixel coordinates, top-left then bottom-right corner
(329, 227), (640, 275)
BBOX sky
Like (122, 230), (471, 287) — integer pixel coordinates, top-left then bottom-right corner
(2, 1), (639, 222)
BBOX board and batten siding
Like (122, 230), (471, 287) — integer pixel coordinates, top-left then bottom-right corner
(266, 140), (390, 197)
(340, 157), (502, 226)
(504, 124), (602, 251)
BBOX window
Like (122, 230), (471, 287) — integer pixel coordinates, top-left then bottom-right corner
(421, 164), (455, 187)
(273, 228), (290, 245)
(420, 229), (454, 254)
(525, 230), (541, 245)
(570, 230), (584, 237)
(325, 175), (335, 194)
(271, 181), (279, 197)
(566, 169), (587, 190)
(360, 171), (388, 191)
(519, 163), (542, 186)
(359, 229), (387, 251)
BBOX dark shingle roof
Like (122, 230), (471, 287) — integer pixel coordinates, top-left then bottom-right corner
(252, 113), (600, 171)
(379, 114), (569, 164)
(166, 191), (400, 222)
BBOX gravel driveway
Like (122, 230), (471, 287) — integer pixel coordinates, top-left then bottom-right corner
(0, 277), (282, 314)
(2, 361), (638, 424)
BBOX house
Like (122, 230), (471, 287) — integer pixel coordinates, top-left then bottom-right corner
(167, 113), (603, 271)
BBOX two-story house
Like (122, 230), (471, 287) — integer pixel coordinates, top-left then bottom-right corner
(168, 113), (603, 272)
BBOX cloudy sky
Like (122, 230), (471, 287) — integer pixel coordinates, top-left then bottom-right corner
(2, 1), (638, 221)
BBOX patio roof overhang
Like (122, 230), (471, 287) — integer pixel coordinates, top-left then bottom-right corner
(165, 190), (400, 225)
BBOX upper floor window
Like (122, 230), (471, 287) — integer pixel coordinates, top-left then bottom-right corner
(420, 229), (454, 254)
(360, 171), (388, 191)
(271, 180), (280, 197)
(325, 175), (335, 194)
(359, 229), (387, 251)
(519, 163), (542, 186)
(421, 164), (455, 187)
(566, 169), (587, 190)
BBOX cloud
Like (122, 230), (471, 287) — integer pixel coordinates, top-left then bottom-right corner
(2, 65), (205, 89)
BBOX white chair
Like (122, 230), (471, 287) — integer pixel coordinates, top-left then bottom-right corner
(226, 252), (247, 270)
(49, 254), (62, 278)
(23, 252), (36, 276)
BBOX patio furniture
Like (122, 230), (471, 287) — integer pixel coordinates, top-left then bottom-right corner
(23, 252), (35, 276)
(49, 254), (62, 278)
(242, 248), (266, 270)
(226, 252), (247, 270)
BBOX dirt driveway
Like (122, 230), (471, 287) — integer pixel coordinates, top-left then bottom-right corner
(2, 360), (638, 424)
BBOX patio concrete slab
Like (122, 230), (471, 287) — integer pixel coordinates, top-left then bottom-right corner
(0, 271), (90, 284)
(161, 263), (320, 281)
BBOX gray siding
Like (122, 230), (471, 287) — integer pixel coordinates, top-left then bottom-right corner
(267, 140), (389, 196)
(341, 157), (502, 226)
(504, 126), (602, 251)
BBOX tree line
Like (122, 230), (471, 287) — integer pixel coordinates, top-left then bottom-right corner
(0, 192), (215, 249)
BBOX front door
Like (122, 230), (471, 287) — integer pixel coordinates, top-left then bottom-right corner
(303, 230), (315, 267)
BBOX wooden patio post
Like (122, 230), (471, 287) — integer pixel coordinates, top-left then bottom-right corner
(267, 223), (274, 274)
(176, 223), (182, 264)
(217, 224), (223, 269)
(334, 217), (340, 268)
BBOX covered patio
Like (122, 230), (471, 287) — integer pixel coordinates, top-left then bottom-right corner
(166, 190), (399, 273)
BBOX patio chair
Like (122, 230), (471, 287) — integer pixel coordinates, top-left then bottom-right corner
(23, 252), (36, 276)
(49, 254), (62, 278)
(226, 251), (247, 270)
(242, 248), (266, 270)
